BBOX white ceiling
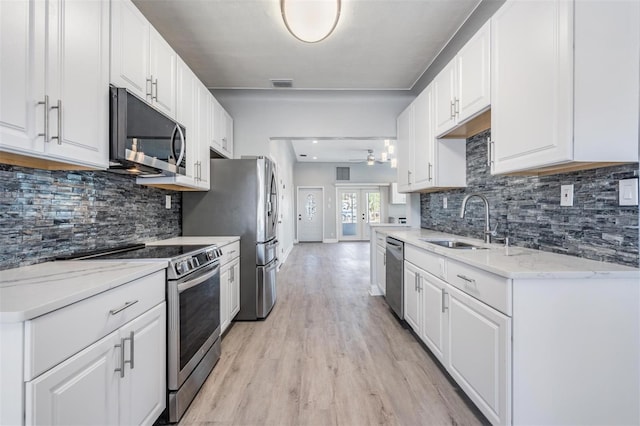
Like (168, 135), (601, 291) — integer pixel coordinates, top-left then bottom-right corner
(131, 0), (482, 90)
(282, 138), (395, 163)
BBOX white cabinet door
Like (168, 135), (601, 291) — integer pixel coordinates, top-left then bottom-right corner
(375, 244), (386, 295)
(456, 21), (490, 123)
(490, 0), (573, 174)
(223, 111), (233, 158)
(110, 0), (150, 100)
(0, 0), (43, 155)
(447, 285), (511, 426)
(149, 26), (176, 119)
(396, 104), (413, 192)
(420, 273), (447, 364)
(229, 259), (240, 319)
(433, 61), (457, 137)
(45, 0), (109, 168)
(177, 58), (197, 182)
(220, 264), (230, 334)
(403, 261), (421, 334)
(412, 86), (433, 189)
(26, 331), (120, 426)
(119, 304), (166, 426)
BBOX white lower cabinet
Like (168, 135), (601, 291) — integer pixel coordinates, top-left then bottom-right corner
(375, 242), (386, 295)
(404, 244), (511, 425)
(26, 303), (166, 426)
(220, 241), (241, 335)
(446, 285), (510, 426)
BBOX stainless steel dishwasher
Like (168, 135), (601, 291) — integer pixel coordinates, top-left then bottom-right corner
(385, 237), (404, 319)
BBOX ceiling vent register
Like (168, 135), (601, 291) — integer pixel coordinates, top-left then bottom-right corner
(271, 79), (293, 88)
(336, 167), (350, 181)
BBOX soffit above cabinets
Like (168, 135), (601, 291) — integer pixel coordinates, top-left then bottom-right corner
(131, 0), (481, 90)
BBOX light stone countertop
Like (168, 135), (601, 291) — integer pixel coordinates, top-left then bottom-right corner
(375, 227), (639, 279)
(0, 260), (167, 323)
(147, 236), (240, 247)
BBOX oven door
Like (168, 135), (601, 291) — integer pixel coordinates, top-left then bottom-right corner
(167, 262), (220, 390)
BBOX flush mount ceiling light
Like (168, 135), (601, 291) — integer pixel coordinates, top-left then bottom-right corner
(281, 0), (341, 43)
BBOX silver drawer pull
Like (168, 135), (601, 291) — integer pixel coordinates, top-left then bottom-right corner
(123, 331), (134, 370)
(456, 274), (476, 284)
(109, 300), (139, 315)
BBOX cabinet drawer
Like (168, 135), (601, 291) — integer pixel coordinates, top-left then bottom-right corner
(405, 244), (447, 281)
(447, 260), (511, 316)
(24, 270), (165, 381)
(375, 233), (386, 245)
(220, 241), (240, 265)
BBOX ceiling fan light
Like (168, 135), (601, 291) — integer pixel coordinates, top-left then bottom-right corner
(390, 158), (397, 168)
(367, 159), (374, 166)
(281, 0), (341, 43)
(387, 144), (395, 155)
(381, 152), (388, 161)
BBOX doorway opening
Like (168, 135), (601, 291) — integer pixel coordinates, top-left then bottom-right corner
(337, 187), (381, 241)
(296, 186), (324, 242)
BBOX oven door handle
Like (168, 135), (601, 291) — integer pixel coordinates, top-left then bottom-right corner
(177, 263), (220, 294)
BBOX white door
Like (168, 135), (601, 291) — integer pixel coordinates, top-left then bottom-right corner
(149, 26), (176, 118)
(229, 259), (240, 318)
(433, 60), (457, 137)
(220, 264), (230, 333)
(456, 20), (491, 123)
(412, 86), (434, 189)
(26, 331), (120, 425)
(338, 188), (381, 241)
(403, 261), (421, 333)
(420, 273), (447, 364)
(119, 304), (166, 426)
(297, 187), (323, 242)
(110, 0), (150, 100)
(446, 285), (511, 425)
(375, 243), (386, 294)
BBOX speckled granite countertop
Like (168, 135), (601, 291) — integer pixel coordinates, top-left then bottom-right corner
(374, 227), (639, 279)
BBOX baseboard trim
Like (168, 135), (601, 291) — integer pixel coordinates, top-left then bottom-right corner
(369, 285), (384, 296)
(323, 239), (338, 243)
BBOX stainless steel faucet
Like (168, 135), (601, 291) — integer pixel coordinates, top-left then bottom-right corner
(460, 193), (495, 243)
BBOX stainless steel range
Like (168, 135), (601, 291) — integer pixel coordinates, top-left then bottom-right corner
(68, 244), (222, 423)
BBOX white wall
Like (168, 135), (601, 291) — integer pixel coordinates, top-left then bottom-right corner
(293, 161), (404, 240)
(212, 89), (414, 251)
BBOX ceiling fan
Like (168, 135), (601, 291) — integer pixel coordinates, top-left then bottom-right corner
(348, 149), (389, 165)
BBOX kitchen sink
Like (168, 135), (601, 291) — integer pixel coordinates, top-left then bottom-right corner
(419, 238), (488, 250)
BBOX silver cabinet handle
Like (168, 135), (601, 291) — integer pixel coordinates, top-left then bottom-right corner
(146, 76), (153, 97)
(383, 253), (386, 266)
(456, 274), (476, 285)
(114, 338), (126, 378)
(50, 99), (62, 145)
(441, 288), (447, 313)
(152, 78), (158, 101)
(109, 300), (139, 315)
(454, 98), (460, 116)
(450, 100), (455, 119)
(428, 163), (433, 181)
(415, 274), (419, 292)
(123, 331), (134, 370)
(37, 95), (50, 142)
(407, 170), (412, 185)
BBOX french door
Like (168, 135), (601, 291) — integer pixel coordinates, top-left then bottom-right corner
(338, 188), (381, 241)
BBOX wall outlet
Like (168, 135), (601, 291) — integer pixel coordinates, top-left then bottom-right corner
(619, 178), (639, 206)
(165, 195), (172, 209)
(560, 184), (574, 206)
(443, 197), (448, 209)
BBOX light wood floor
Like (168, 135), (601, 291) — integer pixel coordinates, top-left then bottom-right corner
(179, 242), (487, 426)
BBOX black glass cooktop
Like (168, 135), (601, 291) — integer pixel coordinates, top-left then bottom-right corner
(95, 245), (210, 260)
(58, 244), (210, 261)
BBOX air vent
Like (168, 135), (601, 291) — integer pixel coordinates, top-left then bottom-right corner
(336, 167), (350, 181)
(271, 79), (293, 88)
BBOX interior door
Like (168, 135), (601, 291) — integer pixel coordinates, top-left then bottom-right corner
(338, 188), (381, 241)
(297, 187), (323, 242)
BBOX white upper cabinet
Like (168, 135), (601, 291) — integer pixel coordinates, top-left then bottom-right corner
(490, 0), (639, 175)
(211, 98), (234, 159)
(434, 21), (491, 138)
(396, 103), (413, 193)
(397, 85), (466, 194)
(0, 0), (109, 169)
(111, 0), (177, 119)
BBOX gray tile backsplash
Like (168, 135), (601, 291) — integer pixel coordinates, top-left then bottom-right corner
(0, 165), (181, 270)
(420, 130), (639, 267)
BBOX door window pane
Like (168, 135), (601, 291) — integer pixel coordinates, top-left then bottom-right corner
(341, 192), (357, 236)
(367, 192), (381, 224)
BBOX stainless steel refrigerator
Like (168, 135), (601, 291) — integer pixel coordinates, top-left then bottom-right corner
(183, 157), (278, 320)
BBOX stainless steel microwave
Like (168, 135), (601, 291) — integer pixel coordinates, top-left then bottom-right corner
(109, 86), (186, 177)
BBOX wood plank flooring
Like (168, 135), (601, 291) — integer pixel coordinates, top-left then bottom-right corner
(179, 242), (487, 426)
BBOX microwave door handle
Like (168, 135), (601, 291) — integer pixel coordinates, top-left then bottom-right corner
(175, 124), (186, 169)
(170, 125), (179, 166)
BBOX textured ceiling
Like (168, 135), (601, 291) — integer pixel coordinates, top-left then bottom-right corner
(132, 0), (482, 90)
(284, 138), (395, 163)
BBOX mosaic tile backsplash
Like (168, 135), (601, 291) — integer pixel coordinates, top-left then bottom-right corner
(420, 130), (639, 267)
(0, 165), (182, 270)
